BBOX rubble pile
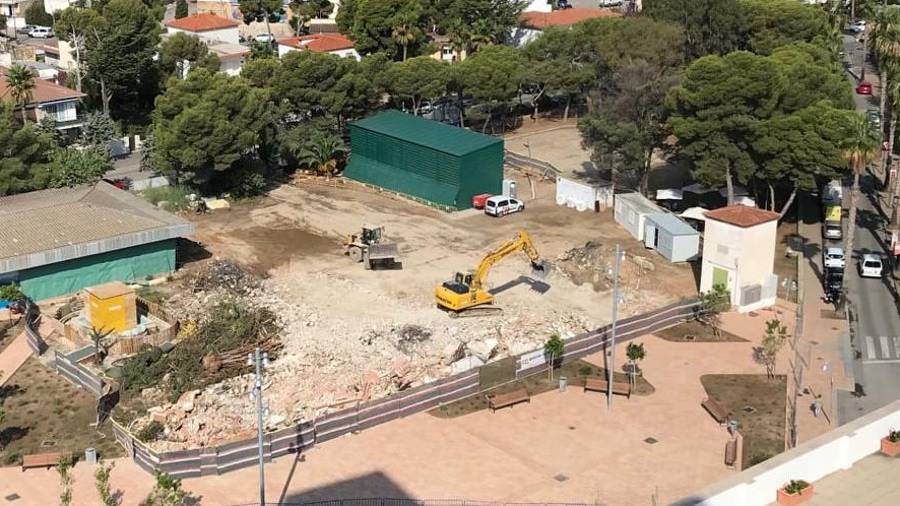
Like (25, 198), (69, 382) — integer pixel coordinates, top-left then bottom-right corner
(556, 241), (656, 294)
(134, 266), (597, 451)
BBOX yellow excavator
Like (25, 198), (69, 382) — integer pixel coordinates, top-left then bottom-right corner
(435, 230), (550, 317)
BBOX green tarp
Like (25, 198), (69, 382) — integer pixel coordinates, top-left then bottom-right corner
(18, 239), (176, 301)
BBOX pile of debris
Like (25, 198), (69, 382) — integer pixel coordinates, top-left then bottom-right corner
(556, 241), (655, 292)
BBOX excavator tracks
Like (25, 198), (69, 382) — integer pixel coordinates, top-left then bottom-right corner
(449, 306), (504, 318)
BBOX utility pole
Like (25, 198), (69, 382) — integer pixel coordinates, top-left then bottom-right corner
(248, 347), (269, 506)
(607, 244), (623, 409)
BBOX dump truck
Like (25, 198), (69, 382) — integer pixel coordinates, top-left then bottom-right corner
(434, 230), (550, 317)
(343, 226), (400, 270)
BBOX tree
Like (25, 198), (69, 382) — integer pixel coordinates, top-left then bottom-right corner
(349, 0), (427, 59)
(159, 32), (221, 80)
(54, 6), (104, 93)
(460, 44), (527, 132)
(294, 130), (347, 176)
(95, 461), (119, 506)
(386, 56), (449, 113)
(238, 0), (284, 45)
(4, 64), (36, 125)
(523, 25), (594, 120)
(624, 342), (646, 379)
(80, 111), (117, 149)
(24, 2), (53, 26)
(34, 114), (61, 146)
(48, 147), (113, 188)
(740, 0), (833, 56)
(142, 472), (187, 506)
(175, 0), (188, 18)
(666, 51), (784, 204)
(697, 284), (731, 337)
(443, 0), (526, 54)
(90, 326), (114, 365)
(643, 0), (749, 60)
(57, 455), (74, 506)
(840, 114), (881, 306)
(289, 0), (333, 36)
(84, 0), (162, 120)
(544, 333), (564, 381)
(151, 69), (275, 184)
(757, 318), (788, 378)
(392, 18), (418, 61)
(0, 105), (55, 196)
(769, 43), (853, 112)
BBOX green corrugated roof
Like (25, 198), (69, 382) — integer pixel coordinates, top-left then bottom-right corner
(351, 110), (502, 157)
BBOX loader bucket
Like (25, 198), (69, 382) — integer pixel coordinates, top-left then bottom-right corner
(531, 260), (551, 279)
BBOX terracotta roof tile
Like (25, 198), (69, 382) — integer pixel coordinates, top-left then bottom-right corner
(164, 13), (239, 32)
(704, 205), (781, 228)
(0, 69), (84, 105)
(520, 8), (620, 30)
(277, 33), (355, 53)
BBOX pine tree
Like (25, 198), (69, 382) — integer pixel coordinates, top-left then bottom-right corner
(175, 0), (189, 19)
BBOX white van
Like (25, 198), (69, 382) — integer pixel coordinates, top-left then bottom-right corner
(27, 26), (53, 38)
(484, 195), (524, 217)
(859, 254), (884, 278)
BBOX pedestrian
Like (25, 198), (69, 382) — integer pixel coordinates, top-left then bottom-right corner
(812, 395), (823, 418)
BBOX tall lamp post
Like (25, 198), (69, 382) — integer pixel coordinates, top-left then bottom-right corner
(607, 244), (624, 409)
(248, 347), (270, 506)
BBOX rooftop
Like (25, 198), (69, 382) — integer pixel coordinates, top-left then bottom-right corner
(84, 281), (133, 300)
(351, 110), (502, 157)
(276, 33), (356, 52)
(646, 212), (700, 236)
(207, 41), (251, 60)
(704, 205), (780, 228)
(520, 8), (620, 30)
(0, 182), (193, 274)
(164, 13), (239, 32)
(616, 192), (664, 215)
(0, 69), (84, 105)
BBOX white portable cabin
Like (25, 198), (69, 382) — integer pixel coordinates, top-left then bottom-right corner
(643, 213), (700, 262)
(556, 176), (614, 212)
(614, 193), (664, 240)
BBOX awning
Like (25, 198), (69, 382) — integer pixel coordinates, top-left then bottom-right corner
(680, 207), (709, 221)
(718, 185), (749, 198)
(681, 183), (716, 194)
(735, 196), (756, 207)
(656, 188), (683, 201)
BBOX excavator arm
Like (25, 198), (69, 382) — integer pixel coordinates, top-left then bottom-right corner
(471, 231), (546, 290)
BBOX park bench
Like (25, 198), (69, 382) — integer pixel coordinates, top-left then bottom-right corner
(21, 452), (62, 472)
(486, 387), (530, 412)
(583, 377), (631, 398)
(702, 397), (731, 425)
(724, 439), (738, 468)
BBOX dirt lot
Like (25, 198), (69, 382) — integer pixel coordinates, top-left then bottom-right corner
(0, 357), (121, 466)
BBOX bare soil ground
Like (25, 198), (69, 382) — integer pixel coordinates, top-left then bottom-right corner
(656, 320), (748, 343)
(0, 357), (121, 466)
(701, 374), (787, 470)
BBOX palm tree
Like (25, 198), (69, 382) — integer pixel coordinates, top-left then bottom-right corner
(871, 6), (900, 142)
(4, 64), (36, 124)
(296, 132), (347, 176)
(392, 22), (416, 61)
(841, 113), (883, 306)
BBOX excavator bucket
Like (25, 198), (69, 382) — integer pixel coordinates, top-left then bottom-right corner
(531, 260), (551, 279)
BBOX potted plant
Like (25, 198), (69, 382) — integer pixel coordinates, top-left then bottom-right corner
(777, 480), (813, 506)
(881, 429), (900, 457)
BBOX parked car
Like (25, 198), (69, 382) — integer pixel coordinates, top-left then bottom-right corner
(254, 33), (275, 44)
(17, 25), (35, 35)
(848, 21), (866, 33)
(484, 195), (524, 217)
(857, 81), (873, 95)
(823, 247), (846, 269)
(27, 26), (53, 38)
(859, 253), (884, 278)
(558, 0), (572, 8)
(867, 108), (882, 129)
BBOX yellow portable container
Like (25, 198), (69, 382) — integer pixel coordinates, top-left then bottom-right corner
(83, 282), (137, 333)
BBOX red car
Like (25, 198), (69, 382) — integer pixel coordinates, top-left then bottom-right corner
(857, 81), (873, 95)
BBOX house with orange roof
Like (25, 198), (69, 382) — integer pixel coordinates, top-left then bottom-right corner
(164, 12), (240, 45)
(513, 7), (621, 47)
(276, 33), (360, 61)
(0, 68), (85, 131)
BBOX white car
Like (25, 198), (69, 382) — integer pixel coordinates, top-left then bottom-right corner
(253, 33), (275, 44)
(823, 247), (845, 269)
(27, 26), (53, 38)
(484, 195), (524, 217)
(849, 21), (866, 34)
(859, 254), (883, 278)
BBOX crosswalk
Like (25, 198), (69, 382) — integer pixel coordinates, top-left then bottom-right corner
(862, 336), (900, 363)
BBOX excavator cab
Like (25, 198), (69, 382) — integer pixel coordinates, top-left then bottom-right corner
(441, 272), (474, 295)
(360, 226), (383, 246)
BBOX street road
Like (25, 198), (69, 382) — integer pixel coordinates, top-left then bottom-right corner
(836, 34), (900, 423)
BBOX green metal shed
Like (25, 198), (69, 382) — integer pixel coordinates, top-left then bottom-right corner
(344, 110), (504, 210)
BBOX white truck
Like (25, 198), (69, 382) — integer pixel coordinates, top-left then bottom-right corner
(821, 180), (843, 207)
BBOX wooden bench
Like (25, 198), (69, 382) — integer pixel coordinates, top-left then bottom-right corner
(583, 377), (631, 398)
(21, 452), (62, 472)
(702, 397), (731, 425)
(724, 439), (737, 468)
(486, 387), (530, 412)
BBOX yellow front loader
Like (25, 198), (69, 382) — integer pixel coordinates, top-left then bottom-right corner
(434, 230), (550, 317)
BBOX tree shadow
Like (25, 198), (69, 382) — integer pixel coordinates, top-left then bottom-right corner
(0, 426), (31, 447)
(0, 383), (24, 402)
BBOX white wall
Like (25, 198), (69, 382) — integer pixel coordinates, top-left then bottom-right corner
(167, 26), (240, 45)
(219, 58), (243, 76)
(700, 218), (776, 311)
(524, 0), (552, 12)
(278, 44), (360, 61)
(44, 0), (73, 14)
(680, 399), (900, 506)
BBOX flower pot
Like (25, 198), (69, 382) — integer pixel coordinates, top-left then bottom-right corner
(881, 437), (900, 457)
(777, 484), (814, 506)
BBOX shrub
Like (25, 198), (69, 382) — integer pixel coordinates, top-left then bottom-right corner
(136, 287), (168, 304)
(136, 421), (165, 442)
(888, 429), (900, 443)
(4, 452), (22, 465)
(0, 283), (25, 301)
(578, 365), (593, 376)
(141, 185), (190, 212)
(783, 480), (810, 495)
(749, 452), (774, 466)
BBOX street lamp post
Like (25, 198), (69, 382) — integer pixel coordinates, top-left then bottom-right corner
(607, 244), (623, 409)
(248, 347), (270, 506)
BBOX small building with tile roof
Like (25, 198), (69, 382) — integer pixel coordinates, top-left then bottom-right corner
(700, 205), (781, 312)
(0, 181), (194, 301)
(164, 12), (241, 45)
(513, 8), (621, 47)
(0, 68), (85, 131)
(276, 33), (360, 60)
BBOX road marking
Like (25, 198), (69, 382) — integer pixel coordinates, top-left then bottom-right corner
(866, 335), (877, 360)
(880, 336), (891, 359)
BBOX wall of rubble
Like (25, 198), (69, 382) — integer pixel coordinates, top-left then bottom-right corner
(111, 298), (698, 478)
(23, 301), (48, 354)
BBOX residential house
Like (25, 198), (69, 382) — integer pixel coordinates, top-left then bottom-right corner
(0, 68), (85, 131)
(513, 8), (620, 47)
(276, 33), (360, 60)
(429, 33), (466, 63)
(207, 41), (250, 76)
(1, 0), (34, 34)
(699, 205), (780, 312)
(164, 12), (241, 45)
